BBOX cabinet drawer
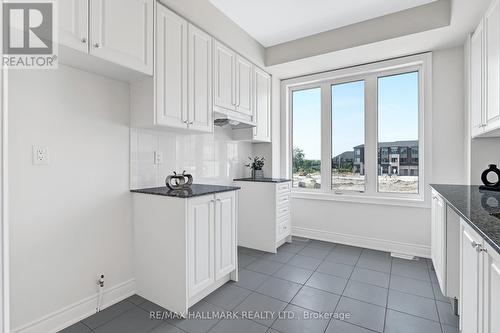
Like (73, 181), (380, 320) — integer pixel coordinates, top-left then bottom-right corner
(276, 203), (290, 218)
(276, 193), (290, 206)
(276, 182), (291, 194)
(277, 216), (290, 238)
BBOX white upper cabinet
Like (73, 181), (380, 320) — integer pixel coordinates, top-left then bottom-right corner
(188, 24), (213, 133)
(90, 0), (154, 75)
(253, 67), (272, 142)
(213, 41), (237, 112)
(155, 5), (188, 129)
(59, 0), (89, 53)
(471, 20), (485, 137)
(235, 56), (253, 116)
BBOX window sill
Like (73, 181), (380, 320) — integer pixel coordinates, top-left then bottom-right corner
(291, 190), (430, 208)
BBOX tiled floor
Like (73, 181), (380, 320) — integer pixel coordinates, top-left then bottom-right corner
(59, 239), (459, 333)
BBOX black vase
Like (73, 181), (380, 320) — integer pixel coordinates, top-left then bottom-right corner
(480, 164), (500, 191)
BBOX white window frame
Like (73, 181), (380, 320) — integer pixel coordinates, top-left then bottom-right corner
(281, 53), (432, 208)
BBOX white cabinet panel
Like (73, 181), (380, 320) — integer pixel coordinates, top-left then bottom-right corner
(483, 243), (500, 333)
(431, 193), (446, 292)
(485, 0), (500, 132)
(90, 0), (153, 75)
(59, 0), (88, 53)
(213, 41), (236, 112)
(155, 5), (188, 128)
(214, 191), (236, 280)
(187, 196), (215, 298)
(460, 221), (483, 333)
(253, 67), (271, 142)
(235, 56), (253, 116)
(471, 21), (485, 137)
(188, 24), (213, 133)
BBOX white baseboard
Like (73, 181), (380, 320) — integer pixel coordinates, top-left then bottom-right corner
(292, 226), (431, 258)
(13, 279), (136, 333)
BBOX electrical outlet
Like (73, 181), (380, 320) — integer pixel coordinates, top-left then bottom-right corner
(32, 146), (49, 165)
(154, 151), (163, 165)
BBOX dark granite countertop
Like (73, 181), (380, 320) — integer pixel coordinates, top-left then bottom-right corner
(430, 184), (500, 254)
(234, 178), (291, 183)
(131, 184), (240, 198)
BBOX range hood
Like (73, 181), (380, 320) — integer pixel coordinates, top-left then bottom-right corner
(213, 111), (256, 129)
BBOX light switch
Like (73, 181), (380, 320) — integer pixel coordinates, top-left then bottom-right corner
(154, 151), (163, 165)
(32, 145), (49, 165)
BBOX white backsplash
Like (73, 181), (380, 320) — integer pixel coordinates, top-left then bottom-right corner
(130, 127), (253, 188)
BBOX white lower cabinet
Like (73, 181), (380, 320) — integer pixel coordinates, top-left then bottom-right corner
(235, 180), (291, 252)
(133, 190), (237, 314)
(459, 218), (500, 333)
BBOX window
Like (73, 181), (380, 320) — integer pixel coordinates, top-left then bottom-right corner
(378, 72), (419, 194)
(292, 88), (321, 189)
(284, 54), (429, 202)
(331, 80), (365, 192)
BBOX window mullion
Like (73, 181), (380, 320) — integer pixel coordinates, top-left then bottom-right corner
(320, 82), (332, 191)
(364, 75), (378, 196)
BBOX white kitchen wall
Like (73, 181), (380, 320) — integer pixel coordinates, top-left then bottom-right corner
(8, 65), (133, 331)
(130, 127), (253, 189)
(287, 46), (466, 258)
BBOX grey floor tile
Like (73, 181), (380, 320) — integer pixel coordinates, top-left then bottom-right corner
(234, 292), (287, 326)
(209, 318), (268, 333)
(94, 307), (159, 333)
(384, 309), (441, 333)
(342, 280), (388, 307)
(324, 251), (360, 266)
(317, 261), (354, 279)
(287, 254), (322, 270)
(436, 300), (459, 327)
(272, 265), (314, 284)
(235, 269), (270, 290)
(261, 251), (295, 264)
(149, 322), (185, 333)
(432, 282), (450, 302)
(58, 322), (92, 333)
(271, 304), (330, 333)
(356, 256), (391, 273)
(168, 301), (223, 333)
(442, 323), (460, 333)
(290, 286), (340, 313)
(204, 283), (252, 310)
(391, 258), (430, 281)
(246, 258), (284, 275)
(335, 297), (386, 332)
(387, 290), (439, 321)
(429, 267), (439, 284)
(307, 240), (335, 251)
(277, 242), (307, 254)
(350, 267), (390, 288)
(389, 275), (434, 299)
(239, 247), (254, 255)
(266, 329), (282, 333)
(325, 319), (375, 333)
(82, 299), (135, 329)
(127, 294), (148, 305)
(256, 277), (302, 302)
(360, 248), (391, 260)
(239, 253), (258, 268)
(137, 300), (166, 313)
(298, 246), (330, 260)
(305, 272), (348, 295)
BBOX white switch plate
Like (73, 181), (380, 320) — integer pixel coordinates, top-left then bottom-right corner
(32, 145), (49, 165)
(154, 151), (163, 165)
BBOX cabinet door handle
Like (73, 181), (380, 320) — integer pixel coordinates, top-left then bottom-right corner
(94, 43), (100, 48)
(189, 121), (194, 125)
(471, 240), (479, 249)
(81, 37), (87, 43)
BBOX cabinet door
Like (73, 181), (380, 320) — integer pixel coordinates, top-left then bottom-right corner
(187, 24), (213, 133)
(460, 221), (483, 333)
(431, 193), (446, 292)
(187, 196), (216, 298)
(471, 21), (485, 137)
(235, 56), (253, 116)
(155, 4), (188, 128)
(214, 191), (236, 280)
(485, 0), (500, 131)
(253, 67), (271, 142)
(59, 0), (89, 53)
(89, 0), (153, 75)
(213, 41), (236, 111)
(483, 243), (500, 333)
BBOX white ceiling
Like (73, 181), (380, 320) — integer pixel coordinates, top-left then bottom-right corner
(209, 0), (438, 47)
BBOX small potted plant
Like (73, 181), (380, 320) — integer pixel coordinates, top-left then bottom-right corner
(246, 156), (265, 179)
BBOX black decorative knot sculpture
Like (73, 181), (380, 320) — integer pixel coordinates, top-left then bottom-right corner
(480, 164), (500, 192)
(166, 171), (193, 190)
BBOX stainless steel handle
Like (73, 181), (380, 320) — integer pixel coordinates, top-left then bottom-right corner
(81, 37), (87, 43)
(183, 120), (189, 125)
(216, 198), (222, 202)
(471, 240), (479, 249)
(189, 121), (194, 125)
(94, 43), (100, 48)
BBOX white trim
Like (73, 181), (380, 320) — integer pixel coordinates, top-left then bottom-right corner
(12, 279), (136, 333)
(292, 226), (431, 258)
